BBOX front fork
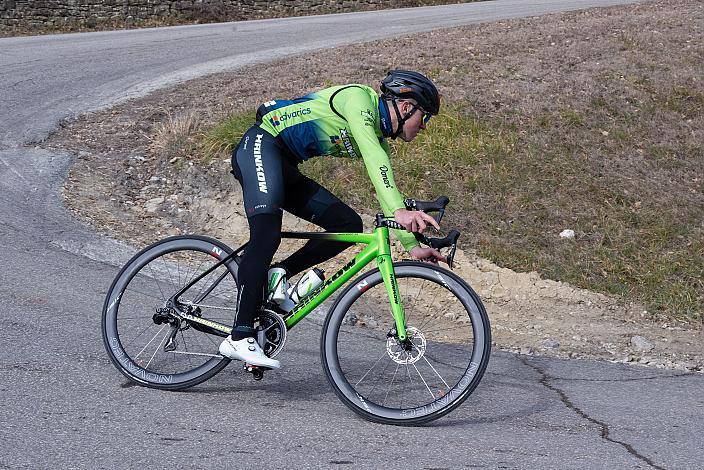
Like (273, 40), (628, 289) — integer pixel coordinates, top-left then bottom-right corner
(377, 254), (407, 342)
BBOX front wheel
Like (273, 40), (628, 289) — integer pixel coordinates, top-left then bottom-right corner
(321, 261), (491, 425)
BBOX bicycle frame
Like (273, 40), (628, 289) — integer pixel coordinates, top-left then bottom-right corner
(174, 225), (409, 342)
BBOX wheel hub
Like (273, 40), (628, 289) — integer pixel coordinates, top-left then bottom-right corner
(386, 326), (426, 364)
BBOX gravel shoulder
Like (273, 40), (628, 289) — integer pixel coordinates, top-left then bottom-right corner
(46, 0), (703, 371)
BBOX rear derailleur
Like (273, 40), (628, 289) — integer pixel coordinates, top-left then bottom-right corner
(153, 306), (187, 352)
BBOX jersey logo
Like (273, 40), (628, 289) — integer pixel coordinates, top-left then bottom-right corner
(253, 134), (268, 193)
(264, 100), (277, 107)
(379, 165), (393, 189)
(361, 109), (375, 127)
(269, 108), (311, 128)
(339, 129), (359, 159)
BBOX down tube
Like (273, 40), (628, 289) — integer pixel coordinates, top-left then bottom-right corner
(283, 243), (378, 329)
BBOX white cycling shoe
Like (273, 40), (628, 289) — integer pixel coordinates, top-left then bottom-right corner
(219, 336), (281, 369)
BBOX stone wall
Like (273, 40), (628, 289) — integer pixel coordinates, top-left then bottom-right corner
(0, 0), (452, 31)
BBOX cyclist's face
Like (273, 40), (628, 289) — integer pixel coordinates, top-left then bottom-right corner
(399, 101), (428, 142)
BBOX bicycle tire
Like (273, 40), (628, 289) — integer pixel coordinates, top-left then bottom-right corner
(102, 235), (240, 390)
(320, 261), (491, 425)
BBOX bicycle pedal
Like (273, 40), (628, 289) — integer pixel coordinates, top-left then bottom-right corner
(244, 363), (271, 381)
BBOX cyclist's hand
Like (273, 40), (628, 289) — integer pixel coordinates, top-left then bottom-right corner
(394, 209), (440, 233)
(410, 246), (447, 265)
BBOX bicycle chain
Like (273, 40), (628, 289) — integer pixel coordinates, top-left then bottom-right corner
(180, 301), (236, 311)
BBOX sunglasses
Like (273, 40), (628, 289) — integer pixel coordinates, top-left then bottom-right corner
(421, 110), (432, 124)
(410, 103), (432, 124)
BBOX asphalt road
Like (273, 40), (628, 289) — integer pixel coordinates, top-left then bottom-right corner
(1, 1), (702, 468)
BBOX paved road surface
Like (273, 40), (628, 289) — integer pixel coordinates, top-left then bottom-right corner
(2, 1), (702, 468)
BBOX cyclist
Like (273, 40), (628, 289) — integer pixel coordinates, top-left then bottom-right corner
(219, 70), (446, 369)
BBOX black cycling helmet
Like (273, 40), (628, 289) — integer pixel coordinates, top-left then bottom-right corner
(380, 69), (440, 115)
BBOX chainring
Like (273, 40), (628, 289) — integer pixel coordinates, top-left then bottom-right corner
(255, 309), (287, 358)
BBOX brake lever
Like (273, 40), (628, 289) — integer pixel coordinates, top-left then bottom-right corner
(416, 229), (460, 270)
(447, 241), (457, 270)
(435, 208), (445, 225)
(420, 243), (457, 269)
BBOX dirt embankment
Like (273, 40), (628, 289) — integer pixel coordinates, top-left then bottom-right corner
(47, 0), (703, 371)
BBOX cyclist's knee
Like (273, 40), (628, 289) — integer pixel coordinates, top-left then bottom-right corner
(319, 202), (363, 233)
(346, 210), (364, 233)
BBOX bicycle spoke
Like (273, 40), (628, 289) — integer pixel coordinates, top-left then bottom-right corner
(419, 352), (450, 390)
(133, 324), (166, 359)
(203, 330), (222, 350)
(354, 349), (389, 387)
(363, 353), (394, 398)
(179, 328), (193, 370)
(403, 362), (413, 409)
(121, 321), (159, 349)
(193, 270), (214, 305)
(175, 257), (181, 293)
(148, 263), (168, 302)
(169, 350), (221, 358)
(412, 362), (436, 400)
(183, 258), (209, 292)
(161, 257), (179, 297)
(117, 315), (155, 321)
(122, 290), (164, 303)
(145, 327), (170, 369)
(404, 277), (427, 327)
(421, 325), (469, 335)
(382, 362), (401, 406)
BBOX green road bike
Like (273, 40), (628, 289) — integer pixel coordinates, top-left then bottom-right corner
(102, 197), (491, 425)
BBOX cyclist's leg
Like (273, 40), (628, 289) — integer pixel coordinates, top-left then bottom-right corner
(234, 213), (282, 339)
(279, 171), (363, 276)
(230, 127), (286, 341)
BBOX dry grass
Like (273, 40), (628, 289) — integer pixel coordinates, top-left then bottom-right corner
(149, 110), (204, 161)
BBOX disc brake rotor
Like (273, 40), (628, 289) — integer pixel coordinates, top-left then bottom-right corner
(386, 326), (426, 364)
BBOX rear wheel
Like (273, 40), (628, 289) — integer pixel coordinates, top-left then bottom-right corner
(321, 261), (491, 425)
(102, 235), (240, 390)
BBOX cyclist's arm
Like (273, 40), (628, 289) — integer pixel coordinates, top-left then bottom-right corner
(337, 90), (419, 251)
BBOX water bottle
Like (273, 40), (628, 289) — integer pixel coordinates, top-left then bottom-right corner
(267, 267), (289, 304)
(288, 268), (325, 304)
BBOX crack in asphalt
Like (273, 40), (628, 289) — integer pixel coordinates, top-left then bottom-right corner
(520, 356), (666, 470)
(514, 370), (694, 383)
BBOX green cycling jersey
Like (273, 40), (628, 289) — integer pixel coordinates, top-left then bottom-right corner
(256, 84), (418, 250)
